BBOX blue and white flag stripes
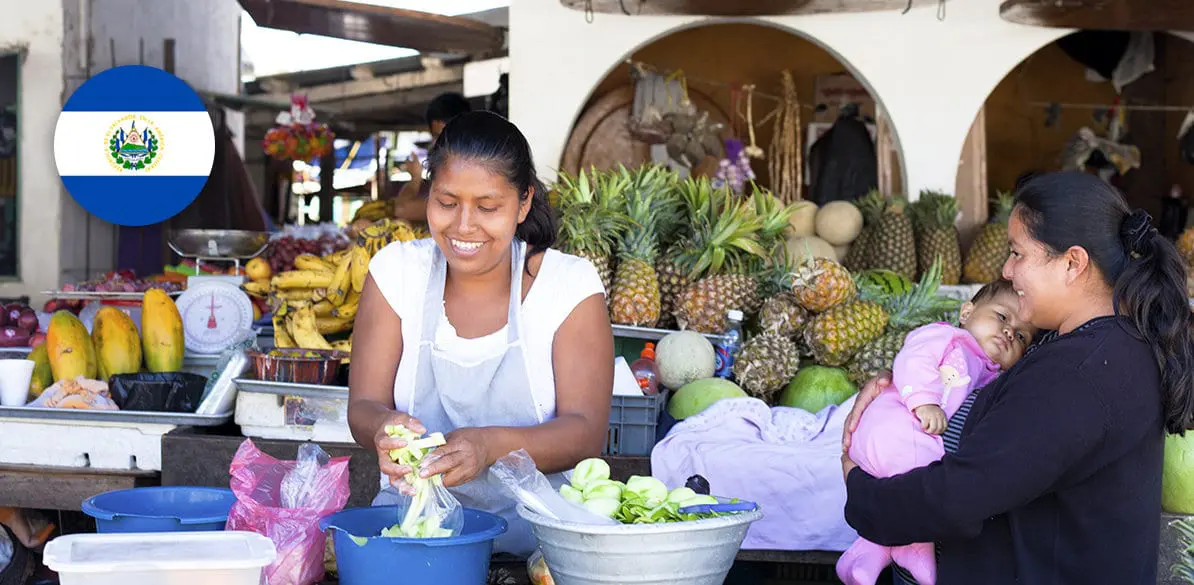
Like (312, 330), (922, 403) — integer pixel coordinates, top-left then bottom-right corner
(54, 65), (215, 227)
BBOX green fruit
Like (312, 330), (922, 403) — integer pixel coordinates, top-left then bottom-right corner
(778, 365), (858, 413)
(668, 378), (747, 420)
(1163, 433), (1194, 514)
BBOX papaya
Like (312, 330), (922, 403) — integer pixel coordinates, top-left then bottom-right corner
(92, 306), (143, 381)
(141, 288), (184, 372)
(46, 310), (97, 381)
(27, 342), (53, 398)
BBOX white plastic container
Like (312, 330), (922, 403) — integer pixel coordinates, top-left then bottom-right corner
(43, 530), (276, 585)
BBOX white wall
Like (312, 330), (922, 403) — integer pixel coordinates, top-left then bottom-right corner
(0, 1), (66, 305)
(508, 0), (1072, 196)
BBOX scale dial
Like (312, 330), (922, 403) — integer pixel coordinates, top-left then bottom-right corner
(173, 279), (255, 355)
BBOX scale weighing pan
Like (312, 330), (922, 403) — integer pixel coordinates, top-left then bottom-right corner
(168, 230), (269, 260)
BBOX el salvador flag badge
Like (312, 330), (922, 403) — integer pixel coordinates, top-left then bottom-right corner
(53, 65), (215, 227)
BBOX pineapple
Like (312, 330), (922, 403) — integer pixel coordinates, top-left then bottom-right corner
(554, 168), (630, 295)
(790, 257), (857, 313)
(655, 251), (690, 330)
(804, 300), (889, 367)
(847, 330), (907, 385)
(843, 190), (884, 272)
(733, 332), (801, 401)
(962, 190), (1015, 284)
(860, 194), (918, 280)
(671, 179), (768, 333)
(608, 165), (678, 327)
(910, 190), (962, 285)
(757, 292), (809, 338)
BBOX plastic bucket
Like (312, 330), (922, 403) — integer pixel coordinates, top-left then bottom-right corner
(518, 504), (764, 585)
(82, 486), (236, 533)
(320, 506), (508, 585)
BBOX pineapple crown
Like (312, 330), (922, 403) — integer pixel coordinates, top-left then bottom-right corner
(616, 164), (681, 262)
(989, 190), (1015, 224)
(555, 167), (632, 258)
(855, 189), (888, 225)
(671, 177), (767, 280)
(858, 255), (960, 330)
(910, 190), (960, 231)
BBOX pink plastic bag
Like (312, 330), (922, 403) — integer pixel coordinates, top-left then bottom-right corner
(226, 439), (350, 585)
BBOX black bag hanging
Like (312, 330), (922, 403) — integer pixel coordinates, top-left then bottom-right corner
(808, 104), (878, 206)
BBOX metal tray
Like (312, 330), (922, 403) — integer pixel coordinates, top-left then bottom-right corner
(0, 406), (233, 426)
(41, 290), (184, 301)
(168, 229), (270, 260)
(611, 324), (723, 342)
(235, 378), (349, 400)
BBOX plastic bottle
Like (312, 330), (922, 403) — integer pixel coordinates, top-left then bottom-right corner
(630, 342), (661, 395)
(713, 310), (744, 379)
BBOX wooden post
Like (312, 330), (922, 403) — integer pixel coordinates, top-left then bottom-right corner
(876, 106), (895, 196)
(956, 106), (989, 252)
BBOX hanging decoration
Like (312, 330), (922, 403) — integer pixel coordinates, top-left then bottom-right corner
(768, 70), (802, 202)
(263, 94), (335, 163)
(712, 138), (756, 195)
(627, 64), (677, 144)
(660, 70), (725, 168)
(742, 85), (765, 159)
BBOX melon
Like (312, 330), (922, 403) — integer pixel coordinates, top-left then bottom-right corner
(815, 201), (864, 245)
(668, 378), (747, 420)
(1163, 432), (1194, 514)
(786, 235), (838, 263)
(833, 244), (851, 260)
(656, 331), (716, 390)
(778, 365), (858, 414)
(787, 201), (819, 238)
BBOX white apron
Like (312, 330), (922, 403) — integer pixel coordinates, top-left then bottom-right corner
(373, 239), (562, 556)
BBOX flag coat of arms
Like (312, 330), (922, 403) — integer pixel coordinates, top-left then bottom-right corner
(54, 65), (215, 227)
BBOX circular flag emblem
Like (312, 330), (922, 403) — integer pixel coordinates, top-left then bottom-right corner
(54, 65), (215, 227)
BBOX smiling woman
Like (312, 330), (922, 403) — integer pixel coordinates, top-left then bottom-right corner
(347, 110), (614, 556)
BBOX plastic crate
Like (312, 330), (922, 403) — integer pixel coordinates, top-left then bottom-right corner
(604, 390), (667, 456)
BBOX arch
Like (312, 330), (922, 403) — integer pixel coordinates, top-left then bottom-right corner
(556, 17), (910, 197)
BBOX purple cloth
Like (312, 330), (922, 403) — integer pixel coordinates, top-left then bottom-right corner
(651, 396), (859, 552)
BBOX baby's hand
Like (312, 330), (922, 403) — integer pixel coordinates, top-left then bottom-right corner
(914, 404), (947, 435)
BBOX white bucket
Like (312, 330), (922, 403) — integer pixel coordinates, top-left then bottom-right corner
(43, 530), (276, 585)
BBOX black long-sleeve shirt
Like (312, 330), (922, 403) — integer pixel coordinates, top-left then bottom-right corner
(845, 316), (1164, 584)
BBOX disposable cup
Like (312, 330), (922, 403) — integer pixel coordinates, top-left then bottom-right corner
(0, 359), (35, 406)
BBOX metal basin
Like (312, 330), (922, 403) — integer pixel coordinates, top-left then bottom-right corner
(167, 229), (270, 259)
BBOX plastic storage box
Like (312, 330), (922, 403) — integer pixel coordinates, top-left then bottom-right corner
(43, 530), (276, 585)
(605, 390), (668, 456)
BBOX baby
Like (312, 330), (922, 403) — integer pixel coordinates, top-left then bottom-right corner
(836, 279), (1036, 585)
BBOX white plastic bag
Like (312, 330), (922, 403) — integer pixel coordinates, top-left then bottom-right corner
(489, 450), (619, 525)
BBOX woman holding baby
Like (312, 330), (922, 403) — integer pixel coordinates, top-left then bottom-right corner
(839, 171), (1194, 585)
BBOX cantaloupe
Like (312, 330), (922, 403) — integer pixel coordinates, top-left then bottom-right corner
(668, 378), (747, 420)
(815, 200), (864, 245)
(656, 331), (716, 390)
(787, 201), (819, 238)
(92, 306), (143, 381)
(141, 289), (184, 373)
(46, 310), (97, 381)
(786, 235), (838, 262)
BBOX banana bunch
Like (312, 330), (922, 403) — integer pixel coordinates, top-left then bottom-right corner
(247, 244), (369, 351)
(357, 218), (423, 257)
(352, 199), (392, 223)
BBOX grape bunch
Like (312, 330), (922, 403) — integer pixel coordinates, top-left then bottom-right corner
(266, 235), (351, 274)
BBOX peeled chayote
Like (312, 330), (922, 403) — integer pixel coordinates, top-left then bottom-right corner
(570, 458), (611, 491)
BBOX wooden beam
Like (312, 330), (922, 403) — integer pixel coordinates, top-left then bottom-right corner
(239, 0), (504, 54)
(258, 65), (464, 104)
(559, 0), (948, 16)
(956, 106), (989, 252)
(246, 83), (461, 129)
(999, 0), (1194, 31)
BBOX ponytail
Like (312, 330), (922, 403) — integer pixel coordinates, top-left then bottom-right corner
(1015, 172), (1194, 434)
(1115, 211), (1194, 434)
(426, 110), (558, 274)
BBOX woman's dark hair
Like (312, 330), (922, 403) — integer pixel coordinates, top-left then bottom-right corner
(425, 92), (472, 126)
(1014, 171), (1194, 434)
(425, 110), (557, 268)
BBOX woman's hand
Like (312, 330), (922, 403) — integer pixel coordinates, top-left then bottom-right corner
(842, 371), (892, 453)
(374, 412), (426, 496)
(419, 427), (492, 488)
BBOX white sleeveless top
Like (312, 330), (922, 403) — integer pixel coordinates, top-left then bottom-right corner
(368, 238), (606, 420)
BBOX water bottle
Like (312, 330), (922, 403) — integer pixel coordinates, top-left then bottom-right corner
(713, 310), (744, 379)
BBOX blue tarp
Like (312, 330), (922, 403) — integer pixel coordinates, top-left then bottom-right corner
(334, 135), (392, 169)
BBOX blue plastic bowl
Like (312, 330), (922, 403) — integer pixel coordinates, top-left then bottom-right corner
(82, 486), (237, 533)
(320, 506), (508, 585)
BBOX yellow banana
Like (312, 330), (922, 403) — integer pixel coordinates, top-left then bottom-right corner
(271, 288), (319, 302)
(272, 270), (334, 289)
(242, 279), (270, 297)
(325, 248), (351, 265)
(312, 299), (336, 316)
(350, 245), (369, 293)
(311, 288), (329, 303)
(327, 253), (353, 306)
(316, 314), (354, 335)
(287, 306), (334, 350)
(333, 291), (359, 319)
(330, 340), (352, 363)
(294, 254), (333, 272)
(272, 312), (295, 348)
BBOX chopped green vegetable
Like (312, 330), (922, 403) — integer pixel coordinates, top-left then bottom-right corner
(380, 425), (455, 538)
(348, 535), (368, 547)
(582, 497), (621, 518)
(666, 487), (697, 504)
(558, 460), (749, 525)
(625, 475), (668, 504)
(570, 458), (611, 491)
(559, 484), (584, 505)
(582, 479), (624, 501)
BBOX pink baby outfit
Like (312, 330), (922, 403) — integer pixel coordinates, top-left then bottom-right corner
(836, 323), (1001, 585)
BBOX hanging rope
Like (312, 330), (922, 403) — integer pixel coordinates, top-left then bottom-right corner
(768, 71), (803, 203)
